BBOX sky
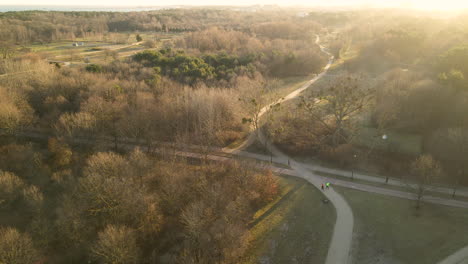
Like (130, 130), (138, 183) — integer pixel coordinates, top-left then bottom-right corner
(2, 0), (468, 11)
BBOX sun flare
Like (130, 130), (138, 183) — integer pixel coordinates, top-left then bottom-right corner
(409, 0), (468, 11)
(2, 0), (468, 10)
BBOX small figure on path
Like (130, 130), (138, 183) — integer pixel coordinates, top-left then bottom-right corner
(326, 182), (330, 189)
(321, 184), (324, 190)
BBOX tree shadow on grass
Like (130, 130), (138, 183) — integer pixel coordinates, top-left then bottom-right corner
(249, 182), (304, 228)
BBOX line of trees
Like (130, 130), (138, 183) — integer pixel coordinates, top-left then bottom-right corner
(0, 9), (325, 45)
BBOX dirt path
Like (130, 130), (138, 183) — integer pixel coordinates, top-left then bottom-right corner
(222, 34), (333, 154)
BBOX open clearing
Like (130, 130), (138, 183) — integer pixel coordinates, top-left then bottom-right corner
(335, 186), (468, 264)
(353, 127), (422, 156)
(243, 175), (335, 264)
(25, 32), (182, 65)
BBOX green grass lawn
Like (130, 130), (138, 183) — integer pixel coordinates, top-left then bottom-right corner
(335, 186), (468, 264)
(242, 175), (335, 264)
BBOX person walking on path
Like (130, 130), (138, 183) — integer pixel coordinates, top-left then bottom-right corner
(326, 182), (330, 189)
(321, 184), (324, 190)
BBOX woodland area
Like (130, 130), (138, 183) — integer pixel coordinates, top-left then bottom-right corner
(266, 9), (468, 188)
(4, 6), (468, 263)
(0, 8), (326, 264)
(0, 9), (322, 44)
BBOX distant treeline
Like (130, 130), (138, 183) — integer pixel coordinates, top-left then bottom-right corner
(0, 9), (323, 44)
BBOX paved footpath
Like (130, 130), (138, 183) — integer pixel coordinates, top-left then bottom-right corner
(438, 246), (468, 264)
(256, 130), (354, 264)
(228, 150), (468, 200)
(291, 160), (354, 264)
(229, 151), (468, 209)
(300, 163), (468, 199)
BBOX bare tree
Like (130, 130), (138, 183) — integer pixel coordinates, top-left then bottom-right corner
(299, 74), (373, 147)
(436, 127), (468, 197)
(241, 98), (262, 137)
(91, 225), (141, 264)
(238, 76), (271, 142)
(0, 88), (33, 135)
(81, 95), (127, 150)
(55, 112), (97, 143)
(47, 138), (73, 169)
(0, 42), (15, 59)
(0, 171), (25, 208)
(409, 154), (443, 209)
(0, 227), (39, 264)
(0, 170), (43, 212)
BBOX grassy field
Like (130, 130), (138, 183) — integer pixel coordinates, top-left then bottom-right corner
(23, 32), (182, 64)
(353, 127), (422, 156)
(335, 186), (468, 264)
(242, 175), (335, 264)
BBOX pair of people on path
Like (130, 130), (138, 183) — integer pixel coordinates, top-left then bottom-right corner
(321, 182), (330, 190)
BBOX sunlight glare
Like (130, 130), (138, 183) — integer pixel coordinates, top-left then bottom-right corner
(409, 0), (468, 11)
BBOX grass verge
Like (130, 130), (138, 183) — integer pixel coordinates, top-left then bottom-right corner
(335, 186), (468, 264)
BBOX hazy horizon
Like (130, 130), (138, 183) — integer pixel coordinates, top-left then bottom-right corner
(1, 0), (468, 11)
